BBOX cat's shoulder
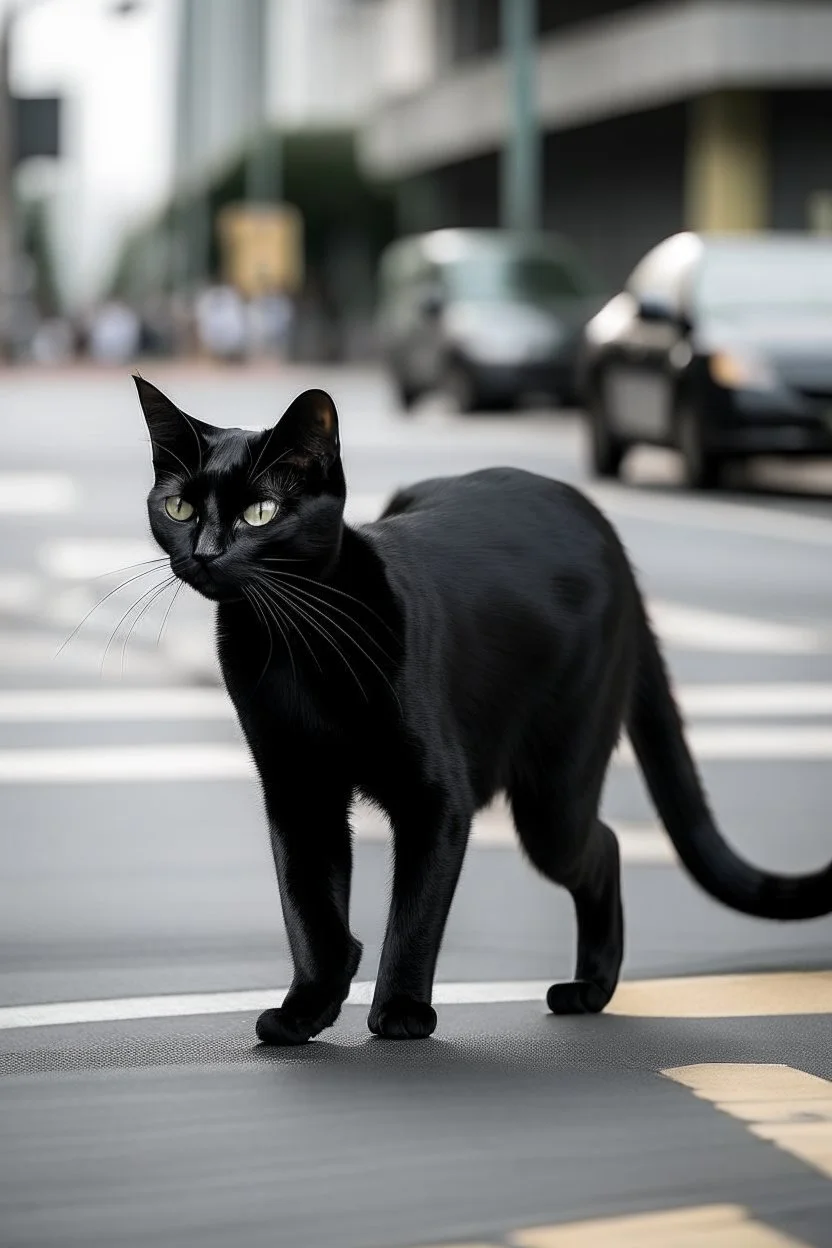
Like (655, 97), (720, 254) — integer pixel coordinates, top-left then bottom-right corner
(378, 467), (577, 521)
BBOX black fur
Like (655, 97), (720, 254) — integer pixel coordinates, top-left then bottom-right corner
(135, 377), (832, 1044)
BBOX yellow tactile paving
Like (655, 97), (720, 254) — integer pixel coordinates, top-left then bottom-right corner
(664, 1063), (832, 1181)
(407, 1060), (832, 1248)
(606, 970), (832, 1017)
(507, 1204), (808, 1246)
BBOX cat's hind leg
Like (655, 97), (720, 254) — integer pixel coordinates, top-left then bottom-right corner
(510, 779), (623, 1015)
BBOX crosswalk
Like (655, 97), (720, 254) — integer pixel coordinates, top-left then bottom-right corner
(1, 472), (831, 869)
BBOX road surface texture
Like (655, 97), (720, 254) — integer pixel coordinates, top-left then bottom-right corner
(0, 364), (830, 1248)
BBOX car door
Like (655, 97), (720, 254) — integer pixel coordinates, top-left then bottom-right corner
(604, 236), (700, 445)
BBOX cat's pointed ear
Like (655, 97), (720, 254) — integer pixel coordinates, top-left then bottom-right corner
(133, 376), (210, 475)
(276, 389), (340, 466)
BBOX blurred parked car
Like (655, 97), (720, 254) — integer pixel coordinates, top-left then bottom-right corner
(378, 229), (603, 412)
(579, 232), (832, 489)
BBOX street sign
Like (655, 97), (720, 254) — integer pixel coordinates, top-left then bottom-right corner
(13, 96), (61, 165)
(217, 203), (304, 298)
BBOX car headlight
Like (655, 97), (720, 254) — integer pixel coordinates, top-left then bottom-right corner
(709, 351), (777, 391)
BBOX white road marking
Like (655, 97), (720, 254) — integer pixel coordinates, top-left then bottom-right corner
(356, 805), (673, 861)
(2, 970), (828, 1033)
(0, 743), (252, 783)
(344, 484), (832, 548)
(0, 687), (232, 721)
(588, 481), (832, 547)
(39, 539), (158, 580)
(679, 683), (832, 718)
(649, 601), (827, 654)
(0, 982), (549, 1031)
(615, 725), (832, 763)
(1, 682), (831, 722)
(0, 574), (41, 612)
(0, 632), (170, 676)
(1, 725), (830, 784)
(0, 472), (76, 514)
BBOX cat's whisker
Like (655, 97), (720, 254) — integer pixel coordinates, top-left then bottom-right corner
(247, 426), (281, 484)
(93, 557), (167, 583)
(56, 564), (173, 658)
(149, 437), (192, 481)
(99, 575), (173, 675)
(249, 446), (294, 487)
(178, 411), (204, 475)
(256, 577), (368, 701)
(252, 580), (299, 684)
(120, 576), (177, 676)
(156, 579), (185, 647)
(256, 574), (398, 707)
(243, 585), (275, 687)
(252, 581), (318, 676)
(249, 579), (321, 674)
(258, 565), (398, 635)
(258, 571), (394, 661)
(259, 571), (397, 680)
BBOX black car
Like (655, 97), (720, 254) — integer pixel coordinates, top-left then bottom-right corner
(378, 229), (603, 412)
(578, 232), (832, 488)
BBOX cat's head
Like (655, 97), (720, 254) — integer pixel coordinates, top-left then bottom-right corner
(135, 377), (345, 601)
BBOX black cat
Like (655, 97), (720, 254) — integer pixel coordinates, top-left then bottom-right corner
(135, 378), (831, 1044)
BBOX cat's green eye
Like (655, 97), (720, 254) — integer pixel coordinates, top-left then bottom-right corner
(242, 499), (278, 527)
(164, 495), (195, 522)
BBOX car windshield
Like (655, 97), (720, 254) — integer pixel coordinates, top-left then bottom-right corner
(444, 249), (592, 303)
(696, 243), (832, 318)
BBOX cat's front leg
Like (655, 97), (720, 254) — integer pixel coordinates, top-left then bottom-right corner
(256, 777), (361, 1045)
(369, 794), (471, 1039)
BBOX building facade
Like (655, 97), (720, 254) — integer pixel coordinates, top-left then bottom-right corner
(174, 0), (375, 196)
(360, 0), (832, 287)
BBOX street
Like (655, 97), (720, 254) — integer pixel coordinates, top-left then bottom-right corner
(0, 364), (830, 1248)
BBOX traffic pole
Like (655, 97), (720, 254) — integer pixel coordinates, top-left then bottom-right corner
(501, 0), (540, 234)
(0, 10), (17, 360)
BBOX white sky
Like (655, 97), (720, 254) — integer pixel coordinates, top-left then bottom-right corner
(4, 0), (176, 307)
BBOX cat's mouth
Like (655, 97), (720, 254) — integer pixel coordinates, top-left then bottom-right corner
(172, 560), (238, 602)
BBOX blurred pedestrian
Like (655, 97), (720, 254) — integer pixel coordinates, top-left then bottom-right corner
(194, 283), (248, 363)
(30, 317), (75, 366)
(88, 300), (141, 365)
(247, 289), (294, 360)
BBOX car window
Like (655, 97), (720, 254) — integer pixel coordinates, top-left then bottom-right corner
(444, 251), (592, 303)
(695, 241), (832, 318)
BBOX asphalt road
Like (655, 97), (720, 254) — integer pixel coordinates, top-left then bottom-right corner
(0, 363), (831, 1248)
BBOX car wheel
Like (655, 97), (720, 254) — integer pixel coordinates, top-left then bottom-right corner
(393, 374), (420, 412)
(442, 360), (480, 414)
(677, 402), (724, 490)
(587, 383), (626, 478)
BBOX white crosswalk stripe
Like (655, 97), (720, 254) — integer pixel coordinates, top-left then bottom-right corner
(1, 482), (830, 870)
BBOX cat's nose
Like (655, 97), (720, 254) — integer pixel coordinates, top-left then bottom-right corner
(193, 529), (221, 561)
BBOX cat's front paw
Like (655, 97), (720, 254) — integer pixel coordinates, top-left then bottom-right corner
(368, 996), (437, 1039)
(256, 1007), (315, 1046)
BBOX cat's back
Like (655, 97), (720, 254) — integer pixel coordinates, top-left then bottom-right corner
(374, 467), (616, 564)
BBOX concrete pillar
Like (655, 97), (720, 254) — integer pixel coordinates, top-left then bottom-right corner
(686, 91), (768, 232)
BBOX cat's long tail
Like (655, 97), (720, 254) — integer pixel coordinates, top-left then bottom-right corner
(628, 607), (832, 920)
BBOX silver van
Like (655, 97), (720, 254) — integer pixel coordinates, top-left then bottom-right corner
(377, 229), (603, 412)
